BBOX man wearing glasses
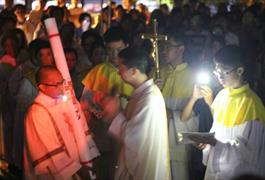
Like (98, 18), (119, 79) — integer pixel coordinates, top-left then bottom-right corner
(184, 45), (265, 179)
(24, 66), (99, 180)
(153, 30), (197, 180)
(81, 27), (133, 180)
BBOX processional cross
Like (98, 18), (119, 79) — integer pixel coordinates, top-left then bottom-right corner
(141, 19), (167, 79)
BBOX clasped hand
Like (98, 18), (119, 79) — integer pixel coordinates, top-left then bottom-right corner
(189, 134), (217, 147)
(192, 84), (213, 106)
(101, 96), (121, 121)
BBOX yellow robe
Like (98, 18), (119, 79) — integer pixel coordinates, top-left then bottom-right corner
(81, 62), (133, 179)
(212, 84), (265, 127)
(203, 84), (265, 180)
(160, 62), (195, 103)
(82, 62), (133, 98)
(159, 62), (197, 180)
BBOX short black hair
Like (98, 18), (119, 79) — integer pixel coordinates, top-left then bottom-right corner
(35, 65), (58, 84)
(90, 41), (105, 54)
(81, 29), (104, 46)
(166, 28), (186, 46)
(49, 6), (64, 18)
(34, 39), (51, 55)
(214, 45), (244, 68)
(1, 31), (19, 56)
(13, 4), (27, 13)
(103, 27), (128, 44)
(64, 47), (78, 59)
(79, 12), (91, 23)
(118, 47), (149, 74)
(28, 39), (50, 66)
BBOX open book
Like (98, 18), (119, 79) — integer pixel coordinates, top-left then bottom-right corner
(177, 132), (215, 144)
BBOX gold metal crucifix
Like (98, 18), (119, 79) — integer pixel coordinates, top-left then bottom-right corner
(141, 19), (167, 79)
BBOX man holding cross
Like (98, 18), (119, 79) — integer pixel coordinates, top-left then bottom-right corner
(153, 30), (198, 180)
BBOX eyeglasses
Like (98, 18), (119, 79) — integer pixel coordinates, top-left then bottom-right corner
(161, 43), (183, 50)
(213, 68), (236, 76)
(41, 80), (65, 87)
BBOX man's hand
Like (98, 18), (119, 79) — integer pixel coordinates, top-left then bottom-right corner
(194, 143), (207, 150)
(192, 85), (213, 106)
(102, 96), (120, 121)
(198, 85), (213, 106)
(155, 78), (163, 90)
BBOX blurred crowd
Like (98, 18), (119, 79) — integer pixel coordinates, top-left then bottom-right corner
(0, 0), (265, 179)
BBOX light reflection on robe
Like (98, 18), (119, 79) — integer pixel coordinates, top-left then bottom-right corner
(203, 84), (265, 180)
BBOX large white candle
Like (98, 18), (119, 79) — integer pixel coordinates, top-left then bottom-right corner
(44, 18), (99, 176)
(44, 18), (71, 80)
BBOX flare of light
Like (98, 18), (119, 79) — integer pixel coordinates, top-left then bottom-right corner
(197, 72), (210, 85)
(62, 95), (68, 102)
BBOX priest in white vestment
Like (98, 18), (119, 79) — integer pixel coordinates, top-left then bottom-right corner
(102, 47), (171, 180)
(24, 66), (99, 180)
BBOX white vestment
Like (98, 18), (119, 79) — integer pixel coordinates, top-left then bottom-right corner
(24, 92), (99, 180)
(167, 99), (198, 180)
(109, 79), (171, 180)
(203, 85), (265, 180)
(203, 120), (265, 180)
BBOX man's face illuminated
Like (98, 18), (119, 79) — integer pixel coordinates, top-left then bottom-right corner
(161, 38), (183, 64)
(39, 48), (54, 66)
(214, 63), (241, 88)
(106, 40), (126, 67)
(118, 59), (133, 84)
(39, 70), (64, 99)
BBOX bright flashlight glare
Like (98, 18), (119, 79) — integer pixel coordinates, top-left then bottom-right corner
(62, 95), (68, 102)
(197, 72), (210, 85)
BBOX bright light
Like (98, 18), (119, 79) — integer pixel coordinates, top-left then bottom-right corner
(177, 133), (183, 142)
(62, 95), (68, 102)
(197, 72), (210, 85)
(45, 0), (58, 9)
(31, 0), (40, 10)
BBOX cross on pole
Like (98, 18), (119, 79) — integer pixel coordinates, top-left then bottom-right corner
(141, 19), (167, 79)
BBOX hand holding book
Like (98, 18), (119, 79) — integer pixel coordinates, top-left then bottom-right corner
(178, 132), (216, 146)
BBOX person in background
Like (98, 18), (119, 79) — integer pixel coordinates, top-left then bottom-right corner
(13, 4), (35, 43)
(81, 26), (133, 107)
(9, 39), (54, 170)
(64, 47), (84, 100)
(81, 29), (104, 61)
(81, 27), (133, 180)
(89, 42), (107, 68)
(75, 13), (92, 41)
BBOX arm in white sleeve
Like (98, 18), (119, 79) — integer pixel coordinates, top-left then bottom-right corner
(209, 120), (265, 177)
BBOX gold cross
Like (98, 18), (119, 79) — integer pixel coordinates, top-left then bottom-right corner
(141, 19), (167, 79)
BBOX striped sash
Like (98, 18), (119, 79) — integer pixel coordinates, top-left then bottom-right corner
(31, 102), (70, 168)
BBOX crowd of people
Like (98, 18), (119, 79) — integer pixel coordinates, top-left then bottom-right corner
(0, 0), (265, 179)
